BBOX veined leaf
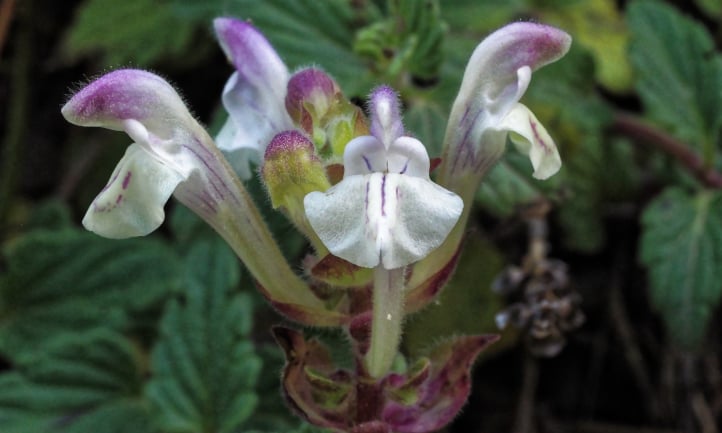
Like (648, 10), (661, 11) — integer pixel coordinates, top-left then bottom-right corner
(146, 235), (261, 433)
(64, 0), (200, 67)
(169, 205), (241, 293)
(0, 229), (182, 362)
(64, 0), (198, 67)
(0, 374), (54, 433)
(628, 0), (722, 154)
(640, 187), (722, 349)
(0, 330), (156, 433)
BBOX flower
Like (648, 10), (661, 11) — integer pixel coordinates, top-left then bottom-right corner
(304, 86), (463, 270)
(63, 68), (342, 325)
(61, 69), (231, 238)
(438, 22), (571, 191)
(410, 22), (571, 290)
(214, 17), (294, 179)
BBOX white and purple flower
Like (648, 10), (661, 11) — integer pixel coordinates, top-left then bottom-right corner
(61, 69), (228, 238)
(304, 86), (463, 270)
(439, 22), (571, 191)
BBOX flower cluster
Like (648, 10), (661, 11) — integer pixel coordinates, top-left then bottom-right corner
(62, 16), (570, 433)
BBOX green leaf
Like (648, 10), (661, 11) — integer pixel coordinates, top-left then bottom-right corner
(0, 374), (54, 433)
(441, 0), (523, 32)
(640, 187), (722, 349)
(628, 0), (722, 155)
(404, 233), (510, 358)
(64, 0), (199, 67)
(0, 330), (156, 433)
(540, 0), (632, 92)
(0, 229), (182, 361)
(353, 0), (447, 82)
(169, 205), (241, 293)
(146, 274), (261, 432)
(694, 0), (722, 18)
(475, 151), (560, 217)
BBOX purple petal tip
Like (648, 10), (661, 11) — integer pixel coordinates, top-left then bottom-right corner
(264, 130), (315, 159)
(213, 16), (281, 75)
(369, 85), (404, 144)
(62, 69), (175, 126)
(494, 22), (571, 71)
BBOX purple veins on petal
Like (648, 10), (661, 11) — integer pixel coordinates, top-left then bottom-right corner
(122, 171), (132, 189)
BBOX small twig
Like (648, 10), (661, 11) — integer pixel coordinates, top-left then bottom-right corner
(0, 0), (15, 58)
(691, 392), (718, 433)
(512, 353), (539, 433)
(613, 113), (722, 189)
(609, 279), (662, 420)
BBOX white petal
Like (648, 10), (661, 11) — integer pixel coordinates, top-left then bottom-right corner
(216, 116), (258, 180)
(304, 173), (463, 269)
(217, 72), (293, 179)
(304, 175), (378, 267)
(497, 103), (561, 179)
(82, 144), (186, 238)
(385, 175), (463, 268)
(342, 136), (386, 176)
(387, 136), (431, 178)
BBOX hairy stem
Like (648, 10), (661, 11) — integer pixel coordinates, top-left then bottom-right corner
(366, 266), (406, 378)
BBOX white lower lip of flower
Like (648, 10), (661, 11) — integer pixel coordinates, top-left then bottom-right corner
(82, 143), (186, 238)
(304, 171), (463, 269)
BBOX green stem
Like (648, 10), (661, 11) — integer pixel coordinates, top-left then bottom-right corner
(366, 266), (406, 378)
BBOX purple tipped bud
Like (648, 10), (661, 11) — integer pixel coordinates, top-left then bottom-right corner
(369, 85), (404, 149)
(213, 18), (288, 84)
(262, 130), (330, 210)
(285, 68), (340, 132)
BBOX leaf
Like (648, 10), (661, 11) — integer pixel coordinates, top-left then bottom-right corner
(169, 205), (241, 293)
(353, 0), (447, 82)
(640, 187), (722, 349)
(0, 330), (156, 433)
(403, 233), (511, 358)
(64, 0), (199, 67)
(0, 374), (54, 433)
(0, 229), (182, 362)
(540, 0), (633, 92)
(628, 0), (722, 152)
(441, 0), (523, 32)
(146, 255), (261, 433)
(556, 136), (639, 252)
(695, 0), (722, 17)
(475, 151), (560, 217)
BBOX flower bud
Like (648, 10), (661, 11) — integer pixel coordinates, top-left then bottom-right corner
(285, 68), (369, 157)
(262, 130), (331, 253)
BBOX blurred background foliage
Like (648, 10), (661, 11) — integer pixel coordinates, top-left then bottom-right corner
(2, 0), (722, 432)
